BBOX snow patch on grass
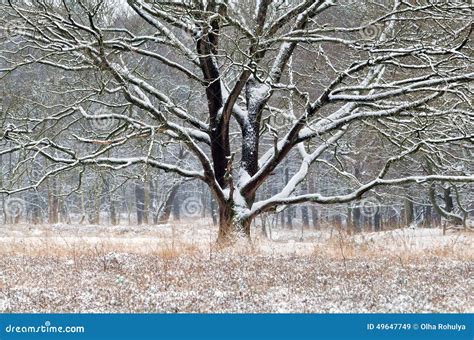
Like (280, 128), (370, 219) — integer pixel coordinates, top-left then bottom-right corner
(0, 223), (472, 312)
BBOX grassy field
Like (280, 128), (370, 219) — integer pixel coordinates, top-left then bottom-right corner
(0, 223), (472, 313)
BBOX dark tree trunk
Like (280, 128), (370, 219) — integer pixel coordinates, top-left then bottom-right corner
(216, 201), (251, 245)
(424, 204), (432, 228)
(172, 191), (181, 221)
(352, 203), (361, 233)
(374, 208), (381, 231)
(429, 184), (462, 225)
(135, 183), (145, 225)
(31, 190), (42, 224)
(312, 208), (319, 229)
(197, 33), (229, 190)
(103, 177), (117, 225)
(158, 183), (180, 224)
(351, 167), (362, 233)
(444, 186), (454, 213)
(307, 176), (319, 229)
(110, 200), (118, 225)
(301, 205), (309, 228)
(286, 208), (294, 230)
(48, 178), (59, 224)
(88, 179), (101, 225)
(240, 77), (266, 205)
(59, 198), (69, 224)
(284, 165), (293, 229)
(404, 197), (414, 227)
(347, 205), (352, 231)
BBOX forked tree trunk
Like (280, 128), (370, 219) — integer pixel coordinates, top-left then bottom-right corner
(216, 202), (252, 245)
(156, 183), (180, 224)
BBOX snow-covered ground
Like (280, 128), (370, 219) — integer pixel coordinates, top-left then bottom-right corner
(0, 223), (472, 313)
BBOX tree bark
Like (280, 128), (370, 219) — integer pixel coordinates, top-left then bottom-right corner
(301, 205), (309, 229)
(352, 203), (361, 233)
(135, 182), (145, 225)
(374, 208), (381, 231)
(31, 190), (42, 224)
(307, 175), (319, 229)
(403, 197), (414, 227)
(157, 183), (180, 224)
(424, 204), (432, 228)
(48, 177), (59, 224)
(216, 201), (252, 246)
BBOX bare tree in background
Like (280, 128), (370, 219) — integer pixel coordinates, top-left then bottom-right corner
(0, 0), (472, 244)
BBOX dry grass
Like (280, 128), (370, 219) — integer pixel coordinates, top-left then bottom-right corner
(315, 227), (473, 262)
(0, 223), (472, 313)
